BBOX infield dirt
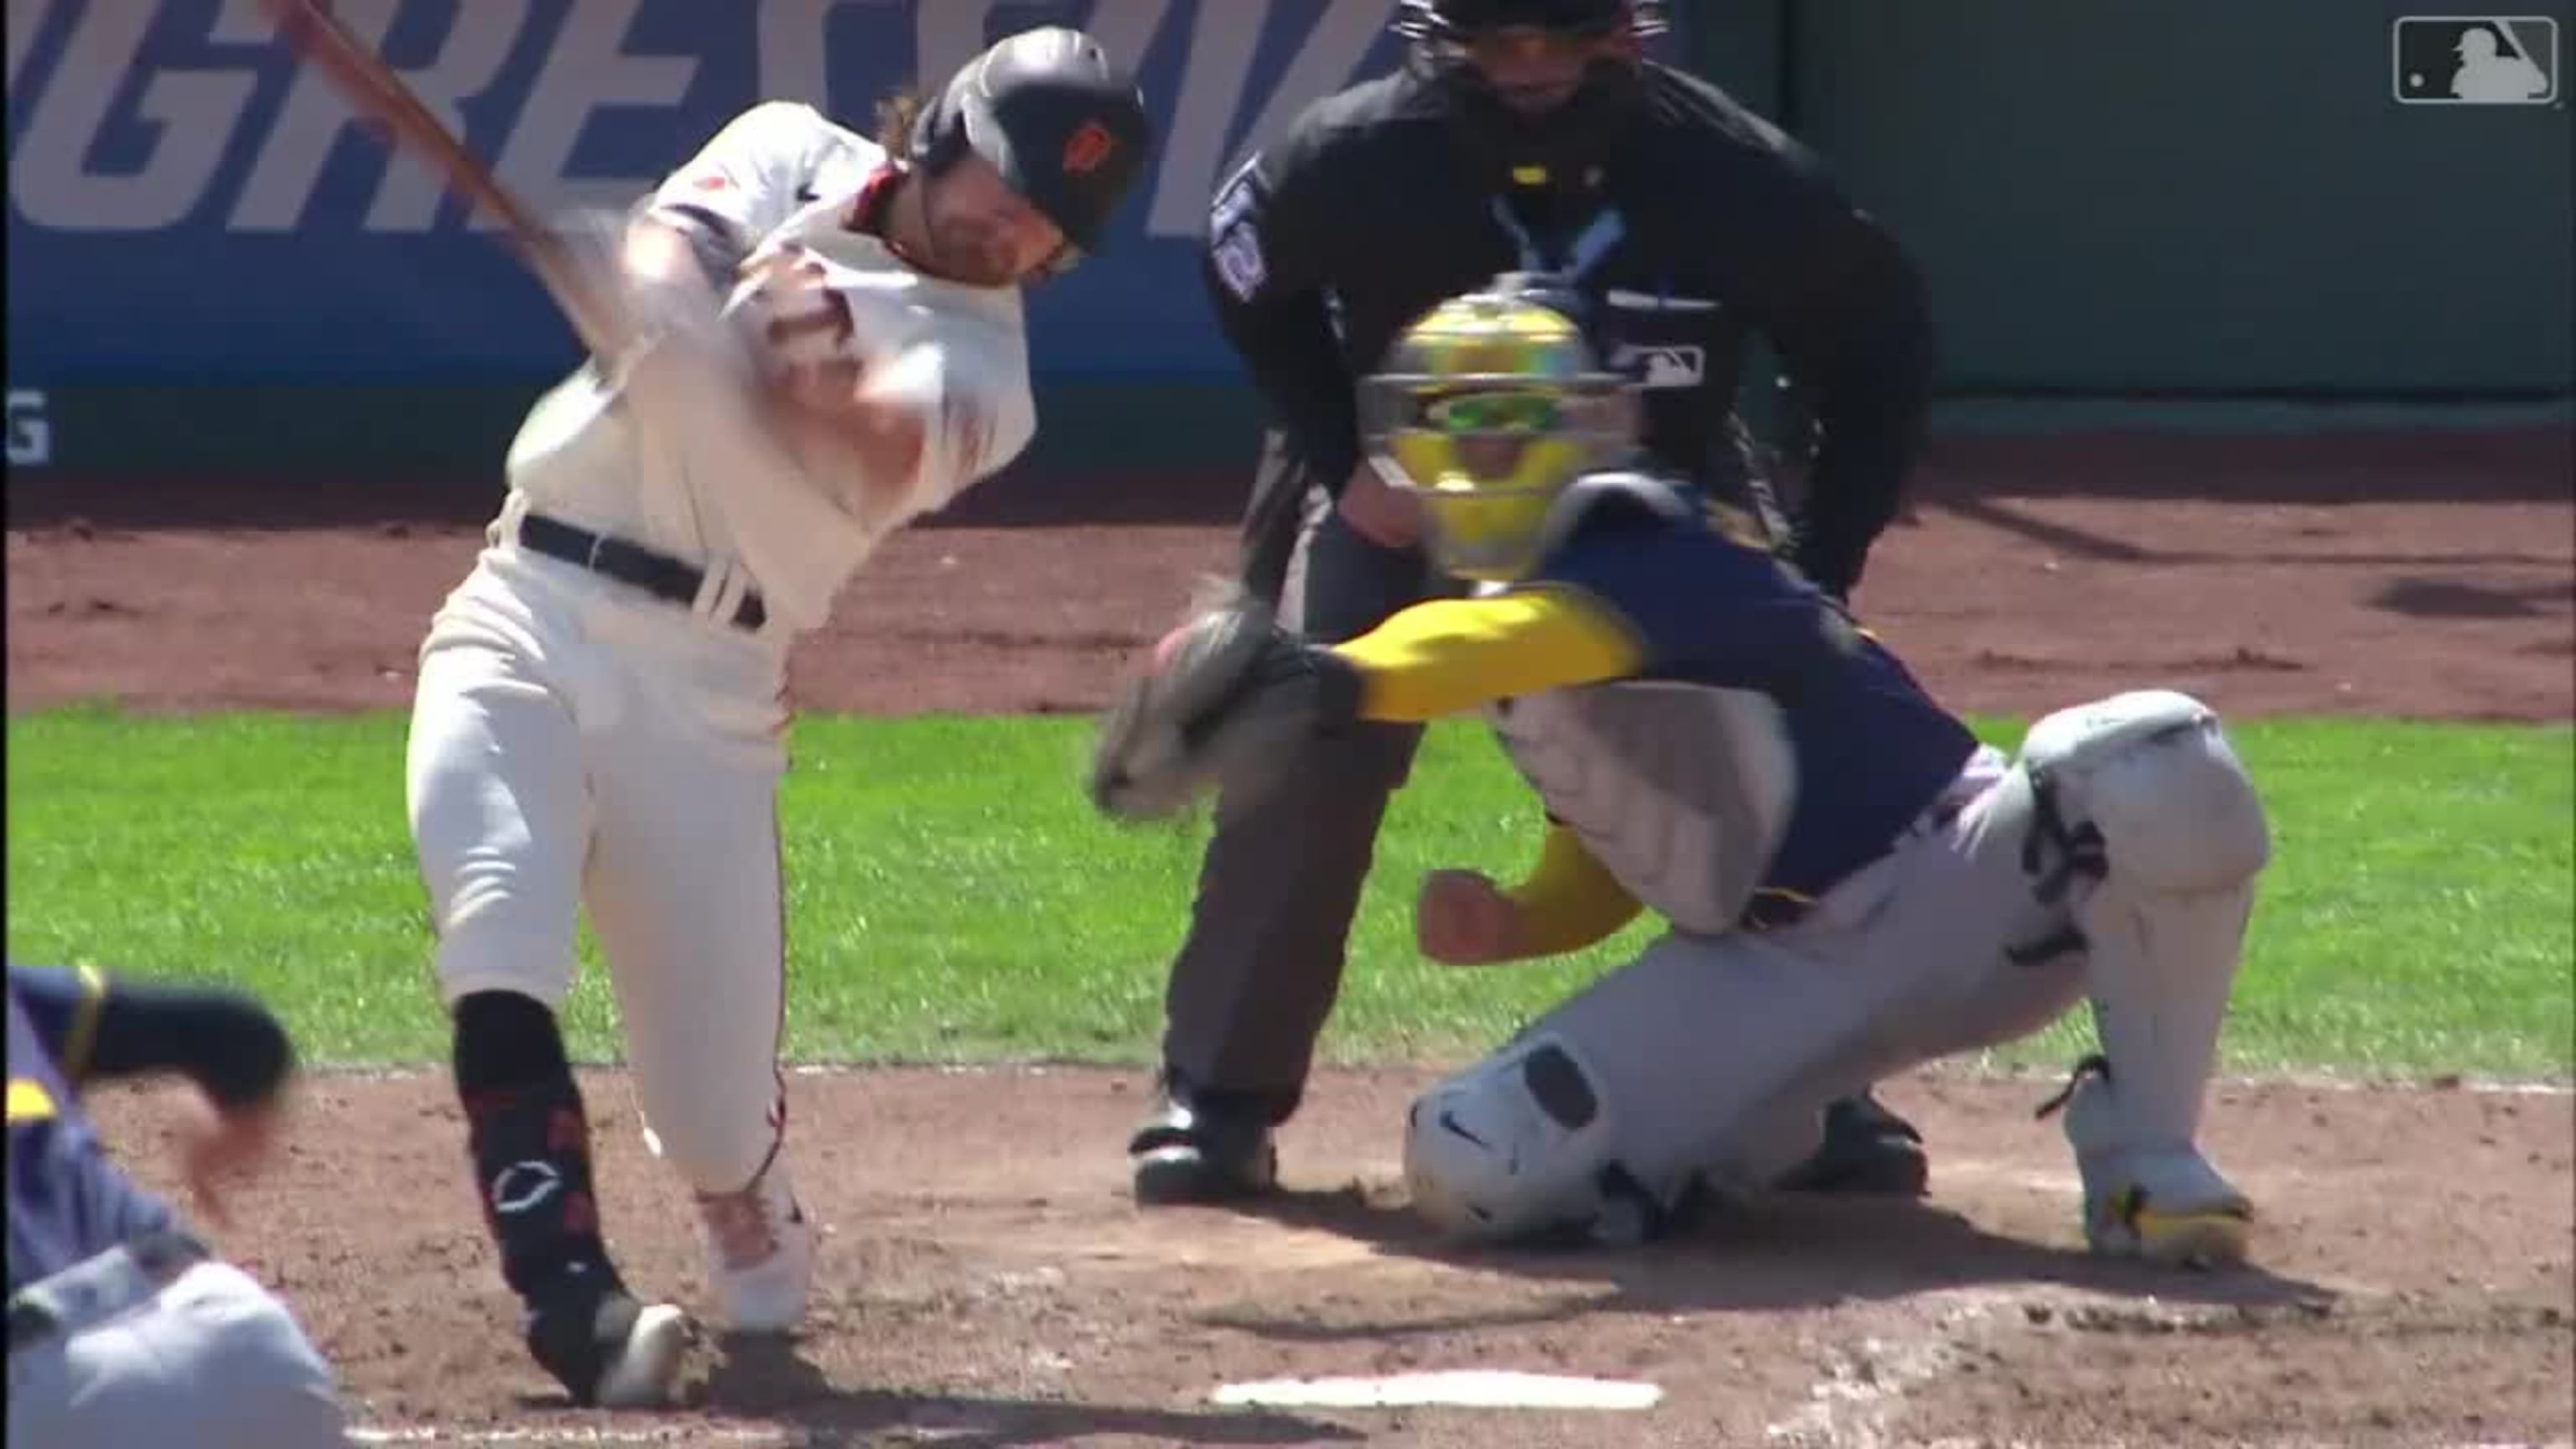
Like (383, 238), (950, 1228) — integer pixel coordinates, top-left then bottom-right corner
(13, 424), (2574, 1446)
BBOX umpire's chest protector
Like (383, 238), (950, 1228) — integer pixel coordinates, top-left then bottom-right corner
(1488, 680), (1796, 935)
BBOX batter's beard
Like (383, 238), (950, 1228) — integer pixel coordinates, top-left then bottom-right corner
(917, 183), (1015, 284)
(925, 211), (1019, 288)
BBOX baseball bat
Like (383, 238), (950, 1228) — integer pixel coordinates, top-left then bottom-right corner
(257, 0), (633, 359)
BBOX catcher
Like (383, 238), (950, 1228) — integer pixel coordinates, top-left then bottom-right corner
(1092, 274), (2272, 1262)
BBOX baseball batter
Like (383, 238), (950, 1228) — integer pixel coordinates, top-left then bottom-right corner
(402, 29), (1150, 1407)
(1092, 276), (2270, 1265)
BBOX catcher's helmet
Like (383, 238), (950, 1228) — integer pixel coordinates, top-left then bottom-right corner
(1360, 274), (1639, 583)
(911, 27), (1151, 261)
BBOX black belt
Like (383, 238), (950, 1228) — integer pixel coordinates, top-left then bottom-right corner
(518, 512), (766, 632)
(8, 1230), (211, 1354)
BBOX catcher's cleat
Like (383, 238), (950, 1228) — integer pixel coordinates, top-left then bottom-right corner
(1772, 1089), (1932, 1197)
(2084, 1181), (2254, 1268)
(526, 1284), (692, 1409)
(1128, 1072), (1280, 1205)
(2044, 1057), (2254, 1269)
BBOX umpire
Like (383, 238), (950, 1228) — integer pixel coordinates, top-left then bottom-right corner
(1131, 0), (1940, 1203)
(8, 963), (349, 1446)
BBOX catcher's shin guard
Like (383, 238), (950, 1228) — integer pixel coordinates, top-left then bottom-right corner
(1403, 1033), (1669, 1246)
(2020, 691), (2269, 1264)
(453, 990), (622, 1301)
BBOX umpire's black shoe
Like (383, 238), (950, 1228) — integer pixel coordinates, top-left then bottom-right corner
(525, 1279), (692, 1409)
(1773, 1089), (1931, 1197)
(1129, 1072), (1280, 1205)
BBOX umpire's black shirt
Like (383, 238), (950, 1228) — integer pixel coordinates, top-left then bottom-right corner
(1203, 64), (1935, 599)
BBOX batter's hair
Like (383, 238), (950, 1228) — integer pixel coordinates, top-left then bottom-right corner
(875, 87), (925, 158)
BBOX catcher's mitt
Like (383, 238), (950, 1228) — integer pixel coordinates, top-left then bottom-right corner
(1088, 580), (1364, 822)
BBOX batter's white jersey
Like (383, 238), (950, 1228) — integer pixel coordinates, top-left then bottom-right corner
(501, 101), (1038, 633)
(407, 102), (1041, 1228)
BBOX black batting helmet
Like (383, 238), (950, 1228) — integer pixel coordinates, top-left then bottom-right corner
(910, 27), (1152, 260)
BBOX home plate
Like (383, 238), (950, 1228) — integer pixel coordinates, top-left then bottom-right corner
(1212, 1369), (1664, 1410)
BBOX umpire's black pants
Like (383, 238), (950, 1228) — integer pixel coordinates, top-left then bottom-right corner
(1158, 439), (1442, 1119)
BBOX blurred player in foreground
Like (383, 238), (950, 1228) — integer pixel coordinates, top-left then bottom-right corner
(8, 961), (350, 1445)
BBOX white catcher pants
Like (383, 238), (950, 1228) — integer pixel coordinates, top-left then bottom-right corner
(406, 541), (795, 1195)
(8, 1257), (348, 1449)
(1431, 691), (2264, 1214)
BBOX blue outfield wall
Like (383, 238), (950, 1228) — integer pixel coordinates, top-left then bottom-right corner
(0, 0), (1697, 480)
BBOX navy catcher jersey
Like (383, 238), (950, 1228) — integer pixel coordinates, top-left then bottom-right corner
(7, 979), (179, 1295)
(1518, 484), (1980, 921)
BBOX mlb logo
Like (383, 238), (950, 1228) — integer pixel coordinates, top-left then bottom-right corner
(2392, 16), (2561, 104)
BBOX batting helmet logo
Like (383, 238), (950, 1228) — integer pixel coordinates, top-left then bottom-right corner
(1062, 119), (1117, 176)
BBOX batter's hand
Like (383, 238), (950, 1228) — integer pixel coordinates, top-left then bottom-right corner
(737, 247), (926, 505)
(175, 1092), (286, 1231)
(740, 247), (866, 423)
(1416, 870), (1530, 966)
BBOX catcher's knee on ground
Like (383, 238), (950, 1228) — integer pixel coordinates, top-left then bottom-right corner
(1403, 1034), (1667, 1246)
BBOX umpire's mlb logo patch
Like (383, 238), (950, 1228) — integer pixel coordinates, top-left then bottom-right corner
(2392, 16), (2561, 104)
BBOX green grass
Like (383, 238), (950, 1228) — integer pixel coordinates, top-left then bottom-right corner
(6, 707), (2570, 1079)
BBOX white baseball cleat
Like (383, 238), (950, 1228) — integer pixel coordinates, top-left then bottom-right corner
(593, 1301), (694, 1409)
(528, 1286), (693, 1410)
(696, 1165), (816, 1333)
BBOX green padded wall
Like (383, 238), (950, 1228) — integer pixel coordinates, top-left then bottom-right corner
(1711, 0), (2573, 396)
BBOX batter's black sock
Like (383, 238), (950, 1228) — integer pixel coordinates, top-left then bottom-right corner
(452, 989), (622, 1306)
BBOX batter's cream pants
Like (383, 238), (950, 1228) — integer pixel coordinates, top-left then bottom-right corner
(406, 545), (794, 1196)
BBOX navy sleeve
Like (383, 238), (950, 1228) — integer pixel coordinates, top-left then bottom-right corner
(1532, 510), (1867, 695)
(7, 964), (93, 1065)
(5, 963), (293, 1109)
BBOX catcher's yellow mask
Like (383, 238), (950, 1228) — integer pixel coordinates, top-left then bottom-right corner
(1360, 279), (1637, 583)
